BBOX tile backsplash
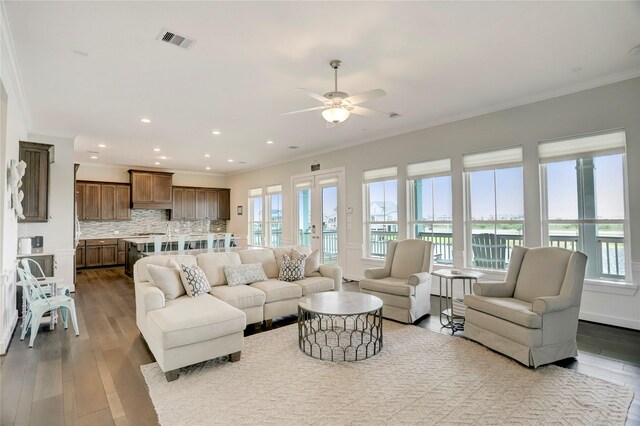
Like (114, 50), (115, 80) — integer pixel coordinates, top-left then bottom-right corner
(77, 209), (227, 238)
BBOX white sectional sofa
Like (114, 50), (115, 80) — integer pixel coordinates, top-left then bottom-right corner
(134, 246), (342, 381)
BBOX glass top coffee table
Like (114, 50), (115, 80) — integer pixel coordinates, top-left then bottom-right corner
(298, 292), (383, 362)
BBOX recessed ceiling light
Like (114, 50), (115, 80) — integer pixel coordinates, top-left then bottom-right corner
(153, 148), (161, 152)
(204, 153), (211, 158)
(154, 162), (161, 165)
(227, 159), (234, 163)
(160, 156), (167, 160)
(205, 166), (211, 170)
(90, 155), (98, 160)
(140, 118), (151, 124)
(266, 140), (274, 145)
(211, 130), (221, 135)
(98, 144), (106, 148)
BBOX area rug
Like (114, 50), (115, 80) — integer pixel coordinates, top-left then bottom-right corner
(141, 321), (634, 425)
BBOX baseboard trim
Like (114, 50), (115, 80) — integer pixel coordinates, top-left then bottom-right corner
(579, 311), (640, 331)
(1, 309), (18, 355)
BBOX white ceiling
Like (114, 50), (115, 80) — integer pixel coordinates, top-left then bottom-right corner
(5, 1), (640, 174)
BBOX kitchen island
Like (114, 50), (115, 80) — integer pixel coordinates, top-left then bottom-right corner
(123, 234), (242, 277)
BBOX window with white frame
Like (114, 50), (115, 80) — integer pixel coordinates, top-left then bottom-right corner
(364, 166), (398, 258)
(464, 147), (524, 270)
(408, 158), (453, 265)
(248, 188), (263, 246)
(540, 130), (629, 282)
(265, 184), (283, 247)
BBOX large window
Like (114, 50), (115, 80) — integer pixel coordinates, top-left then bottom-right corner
(464, 147), (524, 270)
(364, 167), (398, 258)
(248, 188), (263, 246)
(265, 184), (283, 247)
(540, 130), (628, 282)
(408, 158), (453, 264)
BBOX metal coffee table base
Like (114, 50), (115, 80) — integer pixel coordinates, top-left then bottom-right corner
(298, 307), (383, 362)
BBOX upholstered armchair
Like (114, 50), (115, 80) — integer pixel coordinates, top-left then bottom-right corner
(464, 246), (587, 367)
(359, 239), (433, 323)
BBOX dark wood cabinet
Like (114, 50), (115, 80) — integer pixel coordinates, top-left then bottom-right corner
(78, 238), (123, 269)
(76, 247), (85, 268)
(76, 181), (130, 221)
(84, 183), (101, 220)
(76, 182), (85, 220)
(129, 170), (173, 209)
(115, 185), (131, 220)
(171, 186), (230, 220)
(85, 246), (102, 267)
(183, 188), (196, 219)
(19, 141), (52, 222)
(100, 185), (116, 220)
(206, 190), (218, 219)
(217, 189), (230, 220)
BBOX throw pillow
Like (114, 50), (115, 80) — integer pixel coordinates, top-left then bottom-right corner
(279, 253), (306, 282)
(224, 263), (268, 286)
(146, 264), (186, 300)
(178, 264), (212, 297)
(294, 248), (320, 277)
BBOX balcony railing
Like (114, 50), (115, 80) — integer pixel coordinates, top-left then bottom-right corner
(254, 230), (625, 280)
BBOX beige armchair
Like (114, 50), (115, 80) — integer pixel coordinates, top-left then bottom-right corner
(359, 239), (433, 323)
(464, 245), (587, 367)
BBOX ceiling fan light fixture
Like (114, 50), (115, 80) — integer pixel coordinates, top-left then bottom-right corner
(322, 107), (350, 124)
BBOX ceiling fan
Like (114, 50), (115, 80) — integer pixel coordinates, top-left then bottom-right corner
(283, 59), (388, 124)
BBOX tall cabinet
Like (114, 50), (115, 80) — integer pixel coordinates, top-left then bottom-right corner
(19, 141), (53, 222)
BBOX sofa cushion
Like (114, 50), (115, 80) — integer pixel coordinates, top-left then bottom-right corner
(239, 249), (279, 279)
(225, 263), (268, 286)
(210, 285), (266, 310)
(513, 247), (571, 302)
(298, 248), (320, 277)
(359, 277), (415, 296)
(278, 254), (306, 282)
(135, 255), (198, 283)
(465, 308), (542, 348)
(178, 264), (212, 297)
(146, 264), (185, 300)
(464, 295), (542, 328)
(147, 294), (246, 349)
(250, 279), (302, 303)
(294, 276), (334, 296)
(272, 245), (311, 270)
(197, 252), (242, 286)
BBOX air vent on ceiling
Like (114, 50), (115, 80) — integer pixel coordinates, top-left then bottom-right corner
(288, 146), (300, 150)
(388, 112), (401, 118)
(156, 28), (196, 50)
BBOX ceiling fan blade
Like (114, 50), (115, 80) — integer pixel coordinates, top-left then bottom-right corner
(344, 89), (386, 105)
(281, 106), (326, 116)
(297, 88), (329, 103)
(348, 105), (389, 117)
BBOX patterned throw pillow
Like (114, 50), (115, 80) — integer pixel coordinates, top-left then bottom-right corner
(178, 264), (212, 297)
(279, 253), (307, 282)
(224, 263), (268, 286)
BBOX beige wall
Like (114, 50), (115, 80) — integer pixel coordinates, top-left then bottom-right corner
(227, 77), (640, 329)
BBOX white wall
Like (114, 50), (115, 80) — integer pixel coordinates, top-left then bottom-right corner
(18, 133), (76, 291)
(76, 163), (228, 188)
(0, 2), (30, 353)
(227, 77), (640, 330)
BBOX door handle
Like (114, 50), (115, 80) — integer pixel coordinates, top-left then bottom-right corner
(311, 224), (316, 234)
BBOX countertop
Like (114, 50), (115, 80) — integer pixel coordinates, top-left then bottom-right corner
(17, 251), (56, 258)
(122, 234), (241, 245)
(141, 246), (257, 257)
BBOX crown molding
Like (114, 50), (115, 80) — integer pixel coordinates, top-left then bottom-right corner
(0, 2), (32, 130)
(77, 161), (226, 178)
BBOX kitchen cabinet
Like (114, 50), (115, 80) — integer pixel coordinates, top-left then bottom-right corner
(84, 183), (101, 220)
(217, 189), (230, 220)
(129, 170), (173, 209)
(76, 181), (131, 221)
(171, 186), (231, 220)
(78, 238), (121, 268)
(19, 141), (53, 222)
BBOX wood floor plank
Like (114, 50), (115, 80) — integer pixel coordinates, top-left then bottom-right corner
(62, 378), (79, 426)
(77, 408), (114, 426)
(29, 394), (64, 426)
(106, 392), (126, 420)
(70, 340), (109, 417)
(13, 347), (40, 426)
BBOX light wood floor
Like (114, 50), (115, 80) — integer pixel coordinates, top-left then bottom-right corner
(1, 268), (638, 425)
